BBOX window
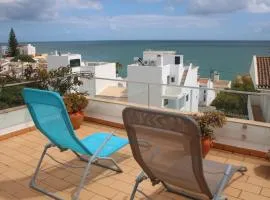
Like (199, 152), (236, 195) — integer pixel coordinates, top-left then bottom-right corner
(70, 59), (81, 67)
(167, 76), (170, 84)
(204, 96), (206, 102)
(171, 77), (175, 83)
(175, 56), (180, 64)
(186, 95), (189, 102)
(163, 99), (168, 106)
(204, 90), (206, 94)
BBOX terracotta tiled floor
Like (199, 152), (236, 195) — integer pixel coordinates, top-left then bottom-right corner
(1, 122), (270, 200)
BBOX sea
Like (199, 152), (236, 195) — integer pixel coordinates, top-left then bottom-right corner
(13, 40), (270, 80)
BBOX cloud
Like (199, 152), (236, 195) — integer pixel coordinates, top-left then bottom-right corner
(188, 0), (270, 14)
(136, 0), (163, 2)
(0, 0), (103, 21)
(0, 0), (58, 20)
(253, 21), (270, 33)
(65, 0), (103, 10)
(248, 0), (270, 13)
(60, 14), (221, 30)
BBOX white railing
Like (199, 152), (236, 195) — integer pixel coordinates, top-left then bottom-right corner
(81, 76), (270, 120)
(247, 95), (254, 121)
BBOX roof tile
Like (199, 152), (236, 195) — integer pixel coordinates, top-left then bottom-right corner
(256, 56), (270, 89)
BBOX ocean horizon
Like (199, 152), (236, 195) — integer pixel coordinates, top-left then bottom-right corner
(2, 40), (270, 80)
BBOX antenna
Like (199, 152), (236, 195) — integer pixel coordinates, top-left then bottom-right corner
(133, 57), (144, 65)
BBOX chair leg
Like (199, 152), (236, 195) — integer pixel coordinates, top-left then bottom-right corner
(72, 134), (113, 200)
(74, 152), (123, 173)
(72, 156), (94, 200)
(237, 166), (248, 174)
(95, 157), (123, 173)
(29, 143), (64, 200)
(130, 171), (148, 200)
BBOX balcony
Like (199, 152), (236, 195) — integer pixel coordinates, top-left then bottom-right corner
(1, 121), (270, 200)
(1, 77), (270, 199)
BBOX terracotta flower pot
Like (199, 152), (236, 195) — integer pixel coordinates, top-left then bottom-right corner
(69, 111), (84, 130)
(201, 137), (213, 158)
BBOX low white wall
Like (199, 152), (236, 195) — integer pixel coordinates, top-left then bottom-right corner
(86, 98), (270, 152)
(0, 106), (33, 136)
(2, 99), (270, 153)
(85, 99), (125, 124)
(215, 121), (270, 152)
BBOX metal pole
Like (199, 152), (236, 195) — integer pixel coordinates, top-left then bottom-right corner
(147, 83), (150, 108)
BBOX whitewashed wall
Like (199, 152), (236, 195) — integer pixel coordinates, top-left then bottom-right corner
(127, 65), (163, 107)
(86, 99), (270, 152)
(249, 56), (257, 87)
(1, 99), (270, 153)
(215, 121), (270, 152)
(183, 66), (199, 112)
(47, 55), (69, 70)
(0, 106), (33, 136)
(95, 63), (117, 95)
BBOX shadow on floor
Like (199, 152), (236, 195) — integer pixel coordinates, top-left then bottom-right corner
(0, 151), (130, 199)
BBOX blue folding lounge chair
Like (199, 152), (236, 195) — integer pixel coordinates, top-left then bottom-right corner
(22, 88), (129, 200)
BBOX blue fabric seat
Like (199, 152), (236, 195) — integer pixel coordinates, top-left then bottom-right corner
(22, 88), (128, 200)
(81, 133), (128, 157)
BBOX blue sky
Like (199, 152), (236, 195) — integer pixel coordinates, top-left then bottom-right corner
(0, 0), (270, 42)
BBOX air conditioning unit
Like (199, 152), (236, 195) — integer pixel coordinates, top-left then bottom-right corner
(150, 60), (156, 66)
(144, 60), (149, 65)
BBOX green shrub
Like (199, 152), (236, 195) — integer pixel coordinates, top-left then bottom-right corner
(11, 55), (36, 63)
(192, 112), (226, 139)
(63, 93), (88, 113)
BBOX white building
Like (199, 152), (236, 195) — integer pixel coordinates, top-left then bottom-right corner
(47, 52), (118, 97)
(198, 78), (216, 106)
(80, 62), (117, 97)
(0, 46), (8, 56)
(210, 70), (231, 89)
(47, 51), (81, 72)
(249, 55), (270, 122)
(18, 44), (36, 56)
(127, 50), (199, 112)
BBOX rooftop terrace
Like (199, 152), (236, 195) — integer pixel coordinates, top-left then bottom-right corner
(1, 121), (270, 200)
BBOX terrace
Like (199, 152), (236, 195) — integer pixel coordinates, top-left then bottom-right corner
(1, 78), (270, 199)
(1, 121), (270, 200)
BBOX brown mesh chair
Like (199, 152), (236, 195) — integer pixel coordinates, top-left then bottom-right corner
(122, 107), (247, 200)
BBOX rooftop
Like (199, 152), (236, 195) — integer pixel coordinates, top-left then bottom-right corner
(198, 78), (209, 85)
(143, 50), (176, 55)
(1, 121), (270, 200)
(96, 86), (128, 101)
(213, 80), (231, 89)
(256, 56), (270, 89)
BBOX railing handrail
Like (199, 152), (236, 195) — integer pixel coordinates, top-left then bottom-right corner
(1, 73), (270, 97)
(92, 76), (270, 96)
(1, 80), (38, 88)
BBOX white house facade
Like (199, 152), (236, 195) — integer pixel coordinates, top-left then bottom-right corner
(249, 55), (270, 122)
(18, 44), (36, 56)
(47, 51), (81, 72)
(127, 50), (199, 112)
(80, 62), (117, 97)
(0, 46), (8, 56)
(198, 78), (216, 106)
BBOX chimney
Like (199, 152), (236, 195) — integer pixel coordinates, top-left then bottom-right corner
(157, 54), (163, 67)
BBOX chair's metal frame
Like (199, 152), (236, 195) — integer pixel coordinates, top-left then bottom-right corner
(130, 166), (247, 200)
(30, 134), (123, 200)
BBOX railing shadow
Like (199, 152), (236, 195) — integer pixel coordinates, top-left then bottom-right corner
(0, 152), (130, 199)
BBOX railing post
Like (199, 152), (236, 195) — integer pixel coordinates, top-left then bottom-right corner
(190, 89), (193, 112)
(148, 83), (150, 108)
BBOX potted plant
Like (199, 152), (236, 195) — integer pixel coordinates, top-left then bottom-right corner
(192, 112), (226, 157)
(64, 93), (88, 130)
